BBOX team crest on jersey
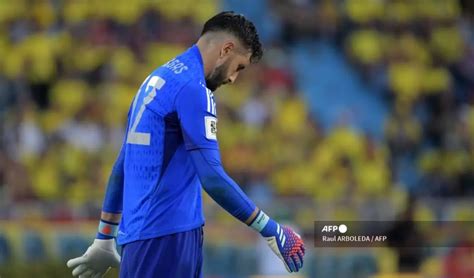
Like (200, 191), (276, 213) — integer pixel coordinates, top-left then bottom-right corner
(205, 116), (217, 140)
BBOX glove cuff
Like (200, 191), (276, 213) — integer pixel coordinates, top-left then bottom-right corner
(97, 219), (119, 239)
(93, 238), (116, 246)
(249, 210), (270, 233)
(92, 238), (119, 253)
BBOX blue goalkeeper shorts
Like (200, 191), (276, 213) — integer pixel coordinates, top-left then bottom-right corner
(119, 226), (203, 278)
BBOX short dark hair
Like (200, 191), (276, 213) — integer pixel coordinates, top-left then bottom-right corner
(201, 11), (263, 63)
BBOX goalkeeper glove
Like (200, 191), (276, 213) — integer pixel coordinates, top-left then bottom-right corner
(66, 220), (121, 278)
(250, 210), (305, 273)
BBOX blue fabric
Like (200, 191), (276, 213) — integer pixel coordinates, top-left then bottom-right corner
(176, 77), (219, 151)
(119, 227), (203, 278)
(259, 217), (278, 237)
(118, 45), (216, 245)
(102, 106), (132, 214)
(160, 112), (181, 177)
(189, 149), (256, 223)
(102, 145), (125, 214)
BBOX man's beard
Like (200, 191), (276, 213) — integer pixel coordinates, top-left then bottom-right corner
(205, 62), (229, 92)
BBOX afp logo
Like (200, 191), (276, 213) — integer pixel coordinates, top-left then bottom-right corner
(321, 224), (348, 234)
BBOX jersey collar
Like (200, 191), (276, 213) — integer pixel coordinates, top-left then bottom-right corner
(190, 44), (204, 76)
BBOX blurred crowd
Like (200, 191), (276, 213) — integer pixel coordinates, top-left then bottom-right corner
(0, 0), (473, 277)
(0, 0), (473, 221)
(0, 0), (221, 218)
(342, 0), (474, 198)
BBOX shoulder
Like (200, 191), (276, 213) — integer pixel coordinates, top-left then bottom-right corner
(157, 62), (203, 94)
(161, 48), (201, 80)
(176, 79), (217, 116)
(162, 57), (191, 76)
(177, 79), (208, 101)
(161, 46), (204, 85)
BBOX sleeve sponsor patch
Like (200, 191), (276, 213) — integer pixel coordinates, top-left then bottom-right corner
(204, 116), (218, 140)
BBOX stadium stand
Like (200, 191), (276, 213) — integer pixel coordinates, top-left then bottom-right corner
(0, 0), (473, 277)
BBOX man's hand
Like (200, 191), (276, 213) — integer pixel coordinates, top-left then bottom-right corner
(263, 224), (305, 273)
(66, 239), (120, 278)
(250, 210), (305, 273)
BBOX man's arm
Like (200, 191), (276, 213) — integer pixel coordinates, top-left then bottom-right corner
(189, 148), (305, 273)
(97, 145), (125, 239)
(100, 211), (121, 223)
(66, 140), (125, 277)
(97, 97), (137, 235)
(176, 81), (305, 273)
(189, 148), (259, 224)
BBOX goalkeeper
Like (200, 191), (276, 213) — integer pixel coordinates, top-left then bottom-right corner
(67, 11), (304, 278)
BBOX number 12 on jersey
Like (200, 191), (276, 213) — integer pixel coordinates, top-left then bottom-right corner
(127, 75), (166, 146)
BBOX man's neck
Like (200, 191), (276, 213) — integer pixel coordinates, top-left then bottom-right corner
(196, 39), (215, 78)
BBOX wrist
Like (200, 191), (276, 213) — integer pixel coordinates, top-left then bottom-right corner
(249, 210), (277, 237)
(92, 238), (118, 251)
(97, 219), (119, 239)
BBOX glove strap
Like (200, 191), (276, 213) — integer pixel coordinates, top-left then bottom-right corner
(249, 210), (270, 233)
(97, 219), (119, 239)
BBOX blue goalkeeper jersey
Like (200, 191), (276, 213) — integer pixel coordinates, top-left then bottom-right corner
(117, 45), (218, 245)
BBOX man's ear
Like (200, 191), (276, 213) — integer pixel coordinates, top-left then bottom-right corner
(220, 41), (235, 58)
